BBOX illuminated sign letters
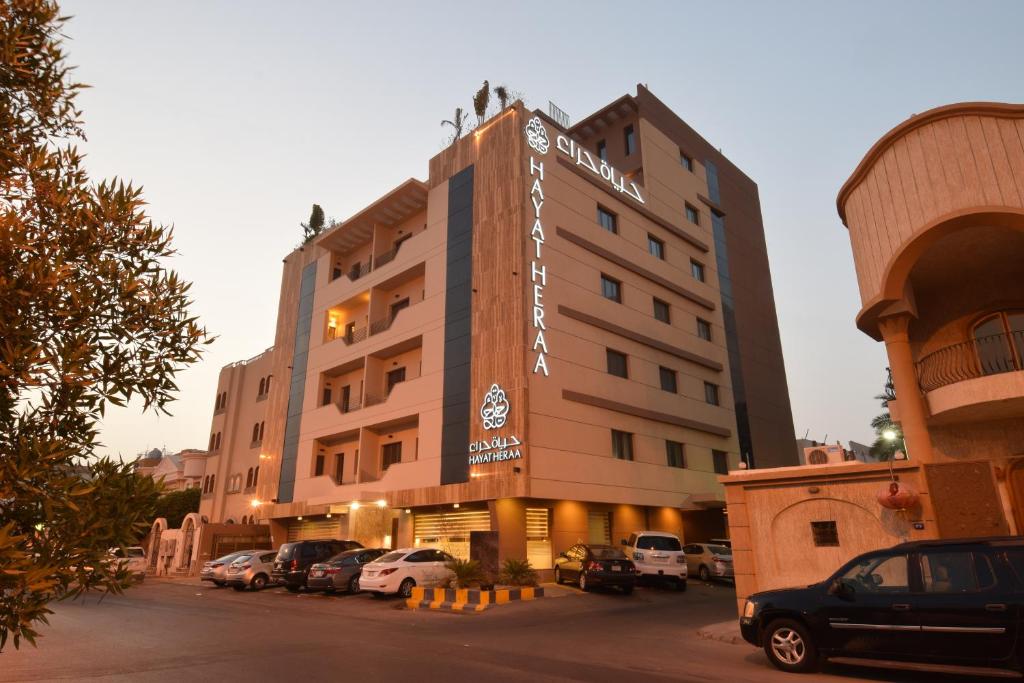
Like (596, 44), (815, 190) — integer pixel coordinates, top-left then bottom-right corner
(470, 383), (521, 465)
(555, 134), (645, 204)
(525, 116), (550, 377)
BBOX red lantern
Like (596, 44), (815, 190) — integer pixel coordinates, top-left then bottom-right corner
(877, 481), (918, 510)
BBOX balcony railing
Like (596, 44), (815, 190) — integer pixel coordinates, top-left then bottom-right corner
(915, 331), (1024, 392)
(330, 237), (412, 283)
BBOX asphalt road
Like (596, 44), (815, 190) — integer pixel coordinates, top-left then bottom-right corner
(0, 579), (988, 682)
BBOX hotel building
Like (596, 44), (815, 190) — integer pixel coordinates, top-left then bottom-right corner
(201, 86), (795, 569)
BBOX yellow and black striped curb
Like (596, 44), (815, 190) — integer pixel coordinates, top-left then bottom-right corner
(406, 586), (545, 612)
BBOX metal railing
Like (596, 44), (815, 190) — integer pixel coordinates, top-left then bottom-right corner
(915, 331), (1024, 392)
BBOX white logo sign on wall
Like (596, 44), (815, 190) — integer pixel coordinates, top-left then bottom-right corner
(480, 383), (510, 430)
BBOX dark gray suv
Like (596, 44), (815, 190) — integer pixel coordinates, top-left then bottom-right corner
(271, 539), (362, 592)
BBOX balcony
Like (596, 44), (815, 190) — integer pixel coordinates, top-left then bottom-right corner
(916, 332), (1024, 392)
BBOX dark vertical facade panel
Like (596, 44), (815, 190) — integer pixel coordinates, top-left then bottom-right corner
(277, 261), (317, 502)
(440, 165), (475, 485)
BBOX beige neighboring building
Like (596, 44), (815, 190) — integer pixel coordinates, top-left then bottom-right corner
(202, 86), (796, 572)
(723, 101), (1024, 614)
(133, 448), (208, 492)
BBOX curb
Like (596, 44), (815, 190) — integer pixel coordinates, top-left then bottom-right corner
(696, 620), (745, 646)
(406, 586), (545, 612)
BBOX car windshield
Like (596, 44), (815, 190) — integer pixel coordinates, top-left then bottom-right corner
(375, 551), (407, 563)
(590, 547), (627, 560)
(637, 536), (681, 551)
(708, 545), (731, 556)
(276, 544), (298, 561)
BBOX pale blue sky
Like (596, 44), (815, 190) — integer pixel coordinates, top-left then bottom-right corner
(61, 0), (1023, 460)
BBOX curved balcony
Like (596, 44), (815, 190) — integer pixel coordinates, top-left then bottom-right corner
(916, 332), (1024, 392)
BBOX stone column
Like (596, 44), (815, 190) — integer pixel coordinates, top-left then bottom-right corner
(878, 313), (935, 462)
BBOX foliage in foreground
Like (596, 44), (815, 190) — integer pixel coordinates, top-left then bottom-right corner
(444, 558), (486, 589)
(0, 0), (210, 650)
(499, 558), (538, 587)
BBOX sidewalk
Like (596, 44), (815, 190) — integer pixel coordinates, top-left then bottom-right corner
(696, 620), (744, 645)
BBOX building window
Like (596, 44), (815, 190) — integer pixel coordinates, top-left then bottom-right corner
(606, 349), (628, 378)
(596, 139), (607, 162)
(624, 125), (635, 156)
(704, 382), (720, 406)
(611, 430), (634, 460)
(208, 433), (216, 451)
(382, 442), (402, 470)
(712, 450), (729, 475)
(659, 366), (677, 393)
(253, 466), (259, 486)
(666, 441), (685, 468)
(209, 474), (215, 492)
(334, 453), (345, 484)
(972, 311), (1024, 376)
(258, 421), (265, 441)
(600, 274), (621, 303)
(697, 318), (712, 341)
(251, 423), (260, 443)
(246, 467), (254, 488)
(258, 377), (266, 397)
(647, 234), (664, 260)
(680, 151), (693, 172)
(811, 521), (839, 547)
(214, 432), (222, 451)
(653, 298), (670, 323)
(597, 206), (617, 233)
(321, 386), (332, 407)
(685, 203), (700, 225)
(314, 453), (325, 477)
(386, 367), (406, 394)
(690, 259), (705, 282)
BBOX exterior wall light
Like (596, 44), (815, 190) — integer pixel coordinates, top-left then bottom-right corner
(250, 499), (261, 508)
(350, 501), (361, 510)
(453, 503), (460, 509)
(376, 499), (387, 508)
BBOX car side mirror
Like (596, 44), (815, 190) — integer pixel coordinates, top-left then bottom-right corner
(620, 539), (628, 546)
(828, 578), (851, 598)
(558, 552), (567, 559)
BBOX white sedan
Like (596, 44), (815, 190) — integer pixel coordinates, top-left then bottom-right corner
(358, 548), (455, 598)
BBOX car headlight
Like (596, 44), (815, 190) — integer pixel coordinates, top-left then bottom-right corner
(743, 600), (757, 619)
(633, 551), (644, 561)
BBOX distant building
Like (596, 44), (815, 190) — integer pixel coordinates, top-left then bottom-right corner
(795, 439), (877, 465)
(133, 448), (208, 492)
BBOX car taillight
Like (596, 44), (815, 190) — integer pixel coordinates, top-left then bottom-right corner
(586, 561), (603, 571)
(240, 564), (251, 570)
(379, 567), (398, 576)
(324, 568), (340, 575)
(290, 559), (299, 570)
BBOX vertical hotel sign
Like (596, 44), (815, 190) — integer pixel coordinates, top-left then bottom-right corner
(523, 117), (550, 376)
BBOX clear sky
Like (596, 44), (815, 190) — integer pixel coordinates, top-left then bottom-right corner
(60, 0), (1023, 460)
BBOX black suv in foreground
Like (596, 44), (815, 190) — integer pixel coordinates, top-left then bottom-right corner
(272, 539), (362, 592)
(741, 537), (1024, 677)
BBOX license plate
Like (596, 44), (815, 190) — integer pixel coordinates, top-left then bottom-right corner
(311, 570), (324, 577)
(612, 565), (622, 572)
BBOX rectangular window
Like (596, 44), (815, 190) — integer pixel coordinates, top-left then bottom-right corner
(653, 298), (670, 323)
(704, 382), (720, 406)
(697, 318), (712, 341)
(712, 450), (729, 475)
(624, 125), (636, 156)
(680, 151), (693, 171)
(607, 349), (628, 378)
(691, 259), (705, 282)
(596, 140), (607, 162)
(382, 442), (402, 470)
(600, 274), (621, 303)
(386, 367), (406, 394)
(647, 234), (665, 260)
(314, 453), (325, 477)
(810, 521), (839, 547)
(611, 430), (634, 461)
(685, 203), (700, 225)
(334, 453), (345, 484)
(597, 206), (617, 233)
(659, 366), (677, 393)
(321, 386), (332, 407)
(666, 441), (685, 468)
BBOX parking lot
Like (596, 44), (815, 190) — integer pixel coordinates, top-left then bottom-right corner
(0, 579), (977, 682)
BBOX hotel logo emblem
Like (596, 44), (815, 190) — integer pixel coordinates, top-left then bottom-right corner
(524, 116), (549, 154)
(480, 383), (510, 430)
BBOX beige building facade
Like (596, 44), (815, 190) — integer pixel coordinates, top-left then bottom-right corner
(204, 87), (794, 572)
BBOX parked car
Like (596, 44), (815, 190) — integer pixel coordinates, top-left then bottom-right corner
(621, 531), (687, 590)
(226, 550), (278, 591)
(307, 548), (389, 593)
(554, 543), (637, 594)
(684, 542), (733, 582)
(200, 549), (259, 587)
(358, 548), (455, 598)
(272, 539), (362, 592)
(108, 546), (147, 581)
(740, 537), (1024, 676)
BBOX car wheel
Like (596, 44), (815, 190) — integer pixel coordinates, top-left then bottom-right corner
(554, 567), (562, 584)
(213, 580), (226, 587)
(621, 584), (634, 595)
(578, 572), (589, 592)
(763, 619), (818, 673)
(399, 578), (416, 598)
(286, 584), (301, 593)
(251, 574), (268, 591)
(232, 584), (246, 592)
(698, 565), (710, 582)
(349, 575), (360, 593)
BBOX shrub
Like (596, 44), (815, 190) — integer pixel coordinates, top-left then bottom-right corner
(499, 558), (538, 587)
(445, 558), (486, 589)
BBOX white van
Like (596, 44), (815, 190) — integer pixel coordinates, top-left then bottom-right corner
(621, 531), (687, 590)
